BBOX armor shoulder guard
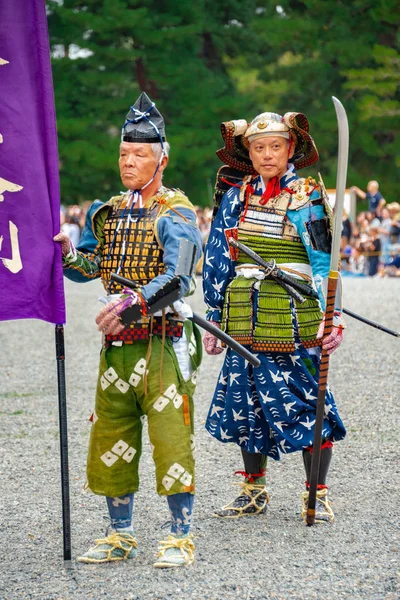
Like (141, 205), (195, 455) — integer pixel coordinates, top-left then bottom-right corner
(107, 194), (124, 207)
(88, 199), (112, 243)
(288, 177), (321, 211)
(212, 166), (245, 219)
(157, 187), (194, 213)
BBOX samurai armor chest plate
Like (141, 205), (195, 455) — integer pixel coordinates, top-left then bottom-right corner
(222, 190), (322, 352)
(237, 191), (309, 265)
(239, 190), (302, 243)
(100, 202), (164, 294)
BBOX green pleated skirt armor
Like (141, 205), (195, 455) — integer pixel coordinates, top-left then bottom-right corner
(222, 236), (323, 352)
(87, 321), (201, 498)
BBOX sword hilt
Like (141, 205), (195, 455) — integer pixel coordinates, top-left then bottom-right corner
(272, 268), (318, 300)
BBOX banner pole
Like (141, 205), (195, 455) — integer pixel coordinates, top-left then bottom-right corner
(55, 324), (72, 565)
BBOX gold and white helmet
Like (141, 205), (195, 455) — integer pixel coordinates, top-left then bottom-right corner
(244, 112), (290, 145)
(216, 111), (319, 174)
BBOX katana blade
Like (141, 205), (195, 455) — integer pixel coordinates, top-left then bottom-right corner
(331, 97), (349, 270)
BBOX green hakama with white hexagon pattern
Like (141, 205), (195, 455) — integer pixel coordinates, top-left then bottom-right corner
(87, 321), (201, 498)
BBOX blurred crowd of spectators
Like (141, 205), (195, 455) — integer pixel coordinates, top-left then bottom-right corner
(342, 181), (400, 277)
(193, 206), (213, 274)
(60, 202), (91, 248)
(61, 179), (400, 279)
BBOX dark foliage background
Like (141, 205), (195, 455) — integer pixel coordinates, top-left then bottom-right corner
(47, 0), (400, 208)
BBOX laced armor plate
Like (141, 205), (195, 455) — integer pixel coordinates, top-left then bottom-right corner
(100, 201), (164, 294)
(222, 186), (322, 352)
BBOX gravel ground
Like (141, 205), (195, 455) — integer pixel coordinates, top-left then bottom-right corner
(0, 276), (399, 600)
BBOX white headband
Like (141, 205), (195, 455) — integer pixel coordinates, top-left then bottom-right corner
(248, 131), (290, 144)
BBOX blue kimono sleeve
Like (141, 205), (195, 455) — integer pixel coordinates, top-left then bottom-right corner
(287, 194), (331, 311)
(202, 187), (241, 322)
(62, 200), (105, 283)
(140, 207), (203, 301)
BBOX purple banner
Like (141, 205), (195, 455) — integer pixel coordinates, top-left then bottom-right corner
(0, 0), (65, 324)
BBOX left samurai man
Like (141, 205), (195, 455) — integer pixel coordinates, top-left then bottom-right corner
(54, 92), (203, 568)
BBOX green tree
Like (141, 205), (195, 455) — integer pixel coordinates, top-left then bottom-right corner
(47, 0), (259, 206)
(48, 1), (400, 207)
(238, 0), (400, 203)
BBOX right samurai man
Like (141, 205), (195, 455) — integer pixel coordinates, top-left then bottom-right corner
(202, 110), (347, 523)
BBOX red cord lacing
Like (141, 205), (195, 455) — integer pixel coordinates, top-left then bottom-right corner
(259, 176), (281, 205)
(305, 482), (328, 490)
(220, 177), (241, 188)
(234, 469), (266, 483)
(304, 440), (333, 454)
(136, 291), (147, 316)
(240, 183), (255, 222)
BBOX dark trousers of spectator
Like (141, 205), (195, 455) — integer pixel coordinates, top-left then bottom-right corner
(368, 256), (379, 276)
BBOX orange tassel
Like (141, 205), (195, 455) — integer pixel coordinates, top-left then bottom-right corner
(182, 394), (190, 426)
(157, 198), (188, 222)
